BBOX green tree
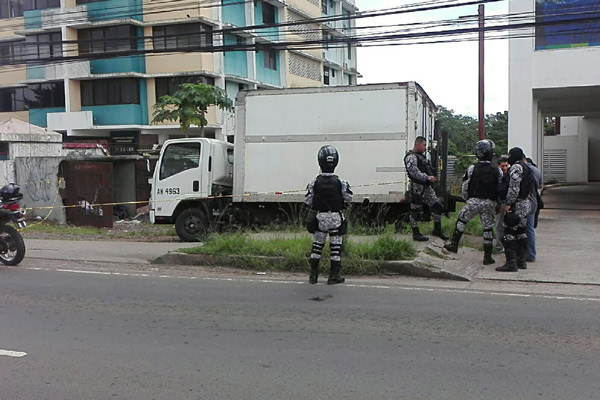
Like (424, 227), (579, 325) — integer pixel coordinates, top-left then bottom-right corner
(437, 106), (508, 157)
(484, 111), (509, 156)
(152, 83), (234, 136)
(436, 106), (478, 155)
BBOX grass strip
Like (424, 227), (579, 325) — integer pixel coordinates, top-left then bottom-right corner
(179, 233), (417, 275)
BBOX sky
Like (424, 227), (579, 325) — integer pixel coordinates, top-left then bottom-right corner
(355, 0), (509, 116)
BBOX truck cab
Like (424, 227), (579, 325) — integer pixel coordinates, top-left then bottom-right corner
(150, 138), (233, 239)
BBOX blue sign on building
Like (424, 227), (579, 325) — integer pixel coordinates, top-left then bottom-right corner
(535, 0), (600, 50)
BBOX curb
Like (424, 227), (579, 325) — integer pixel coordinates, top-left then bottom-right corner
(153, 252), (470, 282)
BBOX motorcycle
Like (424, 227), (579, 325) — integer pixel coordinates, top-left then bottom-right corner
(0, 183), (26, 266)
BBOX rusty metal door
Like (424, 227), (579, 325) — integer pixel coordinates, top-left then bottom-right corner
(64, 161), (113, 228)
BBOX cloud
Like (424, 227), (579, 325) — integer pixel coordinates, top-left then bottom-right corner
(356, 0), (509, 115)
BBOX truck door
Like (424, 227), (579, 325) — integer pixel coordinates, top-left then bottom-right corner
(153, 141), (203, 218)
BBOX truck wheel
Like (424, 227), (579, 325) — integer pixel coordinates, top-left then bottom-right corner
(175, 208), (209, 242)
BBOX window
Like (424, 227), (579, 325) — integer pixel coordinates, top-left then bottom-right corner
(0, 142), (8, 160)
(321, 0), (327, 14)
(155, 75), (215, 99)
(26, 82), (65, 109)
(0, 40), (24, 65)
(262, 2), (275, 24)
(24, 32), (62, 61)
(0, 0), (23, 18)
(81, 78), (140, 106)
(78, 25), (137, 55)
(263, 49), (277, 70)
(323, 66), (330, 85)
(153, 23), (213, 51)
(0, 82), (64, 112)
(322, 31), (329, 49)
(0, 87), (26, 112)
(347, 42), (352, 60)
(160, 142), (201, 180)
(23, 0), (60, 10)
(76, 0), (106, 4)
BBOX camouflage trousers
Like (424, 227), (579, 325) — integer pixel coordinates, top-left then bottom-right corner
(503, 199), (531, 242)
(409, 183), (443, 227)
(456, 198), (496, 245)
(310, 211), (344, 262)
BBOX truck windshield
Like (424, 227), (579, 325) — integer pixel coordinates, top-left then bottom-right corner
(159, 142), (201, 180)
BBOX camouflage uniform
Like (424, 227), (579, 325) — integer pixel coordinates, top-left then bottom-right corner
(496, 162), (532, 272)
(503, 163), (532, 241)
(305, 174), (353, 264)
(404, 152), (444, 228)
(444, 161), (502, 265)
(456, 163), (502, 246)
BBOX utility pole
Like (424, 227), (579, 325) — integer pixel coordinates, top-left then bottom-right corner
(478, 3), (485, 140)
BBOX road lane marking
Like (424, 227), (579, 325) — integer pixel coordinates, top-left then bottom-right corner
(25, 267), (600, 303)
(0, 349), (27, 357)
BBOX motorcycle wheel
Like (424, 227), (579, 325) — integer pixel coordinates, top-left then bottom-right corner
(0, 224), (26, 266)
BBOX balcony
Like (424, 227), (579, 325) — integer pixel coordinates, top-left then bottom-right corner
(42, 6), (89, 29)
(47, 111), (94, 131)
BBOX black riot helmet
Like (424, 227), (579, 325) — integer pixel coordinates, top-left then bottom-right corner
(317, 145), (339, 173)
(508, 147), (525, 165)
(0, 183), (22, 202)
(475, 139), (495, 161)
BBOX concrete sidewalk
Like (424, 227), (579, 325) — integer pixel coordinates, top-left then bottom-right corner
(21, 184), (600, 286)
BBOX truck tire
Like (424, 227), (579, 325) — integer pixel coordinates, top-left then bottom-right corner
(175, 208), (210, 242)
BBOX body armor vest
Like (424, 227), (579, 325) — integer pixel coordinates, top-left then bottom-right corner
(468, 162), (499, 200)
(312, 175), (344, 212)
(405, 151), (434, 182)
(517, 162), (533, 200)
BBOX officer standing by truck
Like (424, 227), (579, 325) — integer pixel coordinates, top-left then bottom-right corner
(444, 140), (503, 265)
(495, 147), (532, 272)
(404, 136), (448, 241)
(305, 145), (353, 285)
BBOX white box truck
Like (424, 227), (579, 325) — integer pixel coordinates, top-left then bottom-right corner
(149, 82), (448, 241)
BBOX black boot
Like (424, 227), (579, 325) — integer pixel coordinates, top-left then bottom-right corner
(483, 243), (495, 265)
(309, 258), (320, 284)
(412, 226), (429, 242)
(443, 230), (462, 253)
(496, 242), (518, 272)
(432, 221), (449, 241)
(516, 237), (528, 269)
(327, 260), (345, 285)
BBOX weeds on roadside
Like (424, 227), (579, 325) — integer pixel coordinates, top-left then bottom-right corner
(179, 233), (416, 275)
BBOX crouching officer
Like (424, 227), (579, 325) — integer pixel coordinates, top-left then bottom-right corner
(404, 136), (448, 241)
(305, 145), (353, 285)
(496, 147), (532, 272)
(444, 139), (503, 265)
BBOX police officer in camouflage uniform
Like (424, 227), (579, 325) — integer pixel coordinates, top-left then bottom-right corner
(496, 147), (532, 272)
(444, 140), (503, 265)
(305, 145), (353, 285)
(404, 136), (448, 241)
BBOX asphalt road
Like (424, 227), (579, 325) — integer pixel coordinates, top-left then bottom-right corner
(1, 260), (599, 400)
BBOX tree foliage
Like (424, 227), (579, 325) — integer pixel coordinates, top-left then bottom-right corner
(437, 106), (508, 157)
(152, 83), (233, 134)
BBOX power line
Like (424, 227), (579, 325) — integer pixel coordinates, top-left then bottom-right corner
(0, 1), (598, 76)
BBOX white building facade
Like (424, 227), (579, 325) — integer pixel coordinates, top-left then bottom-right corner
(509, 0), (600, 183)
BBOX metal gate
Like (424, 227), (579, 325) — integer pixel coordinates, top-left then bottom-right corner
(64, 161), (113, 228)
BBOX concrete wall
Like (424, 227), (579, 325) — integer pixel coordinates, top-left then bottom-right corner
(509, 0), (600, 167)
(15, 157), (66, 225)
(0, 161), (16, 184)
(584, 118), (600, 181)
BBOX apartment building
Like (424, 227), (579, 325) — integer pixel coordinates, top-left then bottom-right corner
(509, 0), (600, 183)
(0, 0), (359, 153)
